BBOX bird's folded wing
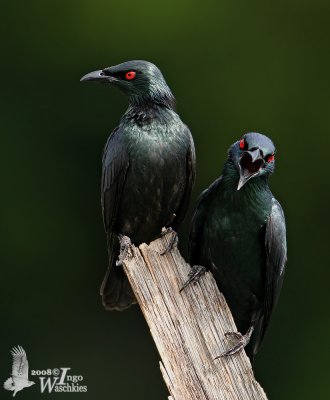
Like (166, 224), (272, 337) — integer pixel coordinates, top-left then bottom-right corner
(101, 126), (130, 232)
(262, 199), (287, 338)
(11, 346), (29, 379)
(188, 176), (222, 264)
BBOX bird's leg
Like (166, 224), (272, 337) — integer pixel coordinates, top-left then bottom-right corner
(214, 325), (254, 359)
(116, 234), (133, 266)
(180, 265), (206, 292)
(160, 226), (179, 255)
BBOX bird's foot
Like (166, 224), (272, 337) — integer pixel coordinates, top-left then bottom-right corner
(215, 325), (254, 359)
(116, 235), (133, 266)
(180, 265), (206, 293)
(160, 227), (178, 255)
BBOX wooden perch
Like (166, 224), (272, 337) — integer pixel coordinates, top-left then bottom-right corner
(120, 230), (268, 400)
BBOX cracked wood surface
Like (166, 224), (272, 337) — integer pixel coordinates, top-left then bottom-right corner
(120, 231), (268, 400)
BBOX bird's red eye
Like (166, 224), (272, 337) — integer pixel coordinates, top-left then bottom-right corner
(267, 154), (275, 163)
(125, 71), (136, 80)
(239, 139), (245, 149)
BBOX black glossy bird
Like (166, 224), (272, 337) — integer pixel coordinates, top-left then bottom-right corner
(188, 132), (286, 362)
(81, 60), (196, 311)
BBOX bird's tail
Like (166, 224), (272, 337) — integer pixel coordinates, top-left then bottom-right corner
(100, 233), (136, 311)
(3, 378), (14, 391)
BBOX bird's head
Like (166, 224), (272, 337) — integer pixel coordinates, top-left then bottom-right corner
(80, 60), (175, 108)
(229, 132), (276, 190)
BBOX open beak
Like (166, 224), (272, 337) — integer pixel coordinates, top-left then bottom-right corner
(237, 149), (264, 190)
(80, 69), (117, 83)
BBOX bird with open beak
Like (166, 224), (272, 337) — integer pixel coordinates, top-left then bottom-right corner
(185, 132), (286, 366)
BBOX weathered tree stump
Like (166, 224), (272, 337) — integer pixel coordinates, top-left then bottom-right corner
(120, 231), (268, 400)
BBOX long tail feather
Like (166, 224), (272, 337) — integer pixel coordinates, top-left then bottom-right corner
(100, 233), (136, 311)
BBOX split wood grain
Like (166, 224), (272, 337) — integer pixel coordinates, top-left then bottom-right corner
(120, 231), (268, 400)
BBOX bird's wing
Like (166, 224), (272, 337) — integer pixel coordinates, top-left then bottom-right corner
(11, 346), (29, 379)
(101, 126), (130, 232)
(188, 190), (208, 264)
(264, 199), (287, 321)
(100, 126), (135, 310)
(254, 199), (287, 353)
(172, 125), (196, 229)
(189, 177), (222, 265)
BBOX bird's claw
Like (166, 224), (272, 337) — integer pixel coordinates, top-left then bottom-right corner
(116, 235), (133, 266)
(224, 331), (242, 340)
(215, 326), (254, 359)
(180, 265), (206, 292)
(160, 227), (178, 255)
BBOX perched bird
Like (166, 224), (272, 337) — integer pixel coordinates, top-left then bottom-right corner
(81, 60), (196, 311)
(4, 346), (35, 397)
(188, 132), (287, 362)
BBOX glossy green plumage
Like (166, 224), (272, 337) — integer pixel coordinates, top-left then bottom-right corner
(189, 133), (286, 362)
(82, 60), (196, 311)
(107, 108), (194, 244)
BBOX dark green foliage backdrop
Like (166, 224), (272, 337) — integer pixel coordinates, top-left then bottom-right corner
(1, 1), (329, 398)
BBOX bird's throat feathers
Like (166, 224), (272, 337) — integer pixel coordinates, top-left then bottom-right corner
(125, 91), (176, 124)
(130, 85), (175, 107)
(222, 158), (270, 200)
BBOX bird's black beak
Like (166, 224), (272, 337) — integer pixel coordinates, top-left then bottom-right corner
(237, 149), (264, 190)
(80, 69), (117, 83)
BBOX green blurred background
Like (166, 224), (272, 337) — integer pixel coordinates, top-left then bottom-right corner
(1, 0), (329, 398)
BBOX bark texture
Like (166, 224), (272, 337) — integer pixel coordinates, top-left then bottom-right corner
(120, 231), (268, 400)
